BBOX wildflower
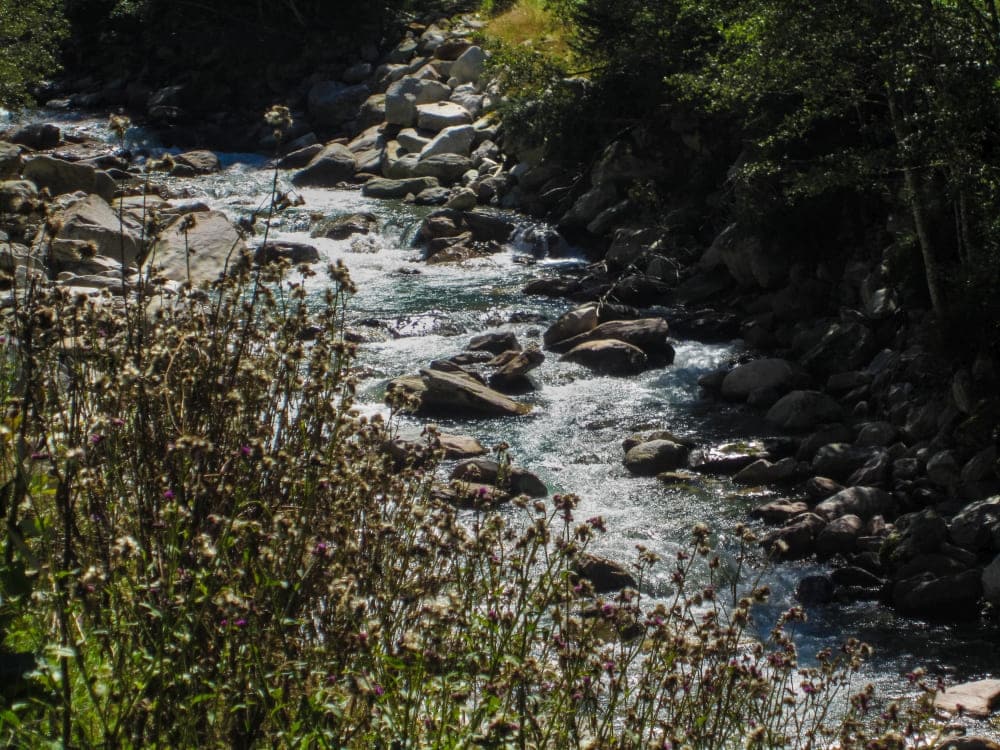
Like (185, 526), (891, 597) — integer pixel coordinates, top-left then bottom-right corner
(373, 684), (384, 697)
(586, 515), (606, 532)
(163, 489), (175, 499)
(89, 434), (103, 445)
(234, 618), (247, 628)
(240, 445), (253, 457)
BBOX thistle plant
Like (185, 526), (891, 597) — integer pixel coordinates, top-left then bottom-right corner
(0, 113), (940, 748)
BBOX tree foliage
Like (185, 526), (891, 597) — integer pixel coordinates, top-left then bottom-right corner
(0, 0), (67, 109)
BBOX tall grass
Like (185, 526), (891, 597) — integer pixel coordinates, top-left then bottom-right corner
(0, 113), (939, 748)
(482, 0), (574, 62)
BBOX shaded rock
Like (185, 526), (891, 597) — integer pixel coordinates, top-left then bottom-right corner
(277, 144), (324, 169)
(766, 391), (844, 431)
(573, 554), (637, 593)
(308, 81), (370, 127)
(149, 210), (247, 285)
(889, 508), (948, 560)
(562, 339), (648, 375)
(804, 476), (845, 500)
(445, 187), (477, 210)
(0, 180), (38, 213)
(624, 440), (689, 476)
(927, 450), (960, 488)
(796, 575), (835, 605)
(722, 358), (799, 402)
(983, 555), (1000, 604)
(811, 443), (880, 481)
(933, 737), (1000, 750)
(0, 142), (23, 179)
(949, 497), (1000, 553)
(291, 144), (357, 187)
(801, 316), (877, 374)
(622, 430), (695, 452)
(733, 457), (798, 485)
(815, 486), (893, 521)
(412, 153), (474, 184)
(750, 500), (810, 524)
(451, 458), (547, 497)
(468, 331), (520, 355)
(432, 480), (511, 508)
(23, 155), (114, 200)
(254, 241), (319, 265)
(961, 446), (998, 483)
(363, 176), (439, 199)
(856, 421), (897, 447)
(9, 122), (60, 150)
(762, 513), (826, 560)
(846, 449), (892, 487)
(551, 318), (671, 358)
(831, 566), (884, 589)
(311, 212), (378, 240)
(418, 367), (531, 417)
(816, 514), (864, 557)
(893, 571), (983, 618)
(174, 150), (220, 174)
(688, 442), (769, 476)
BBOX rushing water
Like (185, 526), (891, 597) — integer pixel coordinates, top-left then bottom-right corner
(13, 112), (1000, 736)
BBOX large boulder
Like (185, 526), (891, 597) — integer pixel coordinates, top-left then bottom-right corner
(311, 212), (378, 240)
(624, 439), (689, 476)
(451, 46), (487, 84)
(893, 570), (983, 619)
(712, 224), (786, 289)
(23, 155), (115, 201)
(451, 458), (547, 497)
(762, 513), (827, 560)
(174, 150), (220, 175)
(543, 305), (599, 347)
(291, 144), (357, 187)
(417, 368), (532, 417)
(417, 102), (474, 132)
(574, 554), (637, 592)
(721, 358), (799, 402)
(46, 194), (143, 269)
(9, 122), (60, 149)
(0, 180), (37, 213)
(489, 348), (545, 388)
(412, 154), (474, 184)
(362, 176), (439, 199)
(0, 142), (22, 180)
(814, 486), (893, 521)
(386, 78), (452, 126)
(733, 457), (798, 485)
(148, 210), (247, 285)
(934, 679), (1000, 720)
(766, 391), (844, 431)
(801, 315), (877, 374)
(420, 125), (475, 159)
(811, 443), (880, 481)
(949, 497), (1000, 553)
(561, 339), (647, 375)
(308, 81), (371, 127)
(550, 318), (672, 358)
(815, 514), (864, 558)
(560, 185), (619, 229)
(254, 241), (319, 265)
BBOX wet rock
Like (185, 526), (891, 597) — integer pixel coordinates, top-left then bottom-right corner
(550, 318), (672, 360)
(413, 186), (450, 205)
(733, 457), (798, 485)
(796, 424), (856, 462)
(688, 442), (769, 476)
(832, 566), (884, 589)
(894, 553), (968, 579)
(445, 187), (477, 210)
(815, 486), (893, 521)
(766, 391), (844, 431)
(562, 339), (648, 375)
(721, 358), (800, 402)
(796, 575), (835, 605)
(451, 458), (547, 497)
(174, 150), (220, 174)
(893, 570), (982, 619)
(543, 304), (599, 346)
(934, 681), (1000, 719)
(657, 470), (701, 485)
(622, 430), (695, 452)
(816, 514), (864, 558)
(362, 175), (439, 199)
(888, 508), (948, 561)
(291, 144), (357, 187)
(468, 331), (520, 355)
(311, 212), (379, 240)
(573, 554), (637, 593)
(624, 440), (689, 476)
(254, 241), (319, 265)
(489, 347), (544, 388)
(23, 155), (114, 200)
(762, 513), (826, 560)
(418, 367), (532, 417)
(149, 210), (247, 285)
(750, 500), (810, 524)
(856, 421), (898, 447)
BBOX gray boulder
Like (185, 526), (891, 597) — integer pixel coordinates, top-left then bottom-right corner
(254, 241), (319, 265)
(397, 129), (432, 153)
(45, 194), (143, 268)
(815, 514), (864, 558)
(417, 102), (473, 132)
(624, 440), (689, 476)
(949, 497), (1000, 553)
(291, 144), (357, 187)
(386, 78), (452, 126)
(362, 176), (439, 199)
(148, 210), (247, 285)
(412, 154), (474, 184)
(0, 142), (22, 179)
(174, 150), (220, 174)
(893, 570), (982, 619)
(814, 486), (893, 521)
(450, 45), (487, 84)
(9, 122), (61, 149)
(550, 318), (671, 357)
(0, 180), (37, 213)
(24, 155), (114, 201)
(421, 125), (475, 159)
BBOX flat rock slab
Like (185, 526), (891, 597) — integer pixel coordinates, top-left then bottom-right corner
(419, 368), (532, 417)
(934, 679), (1000, 718)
